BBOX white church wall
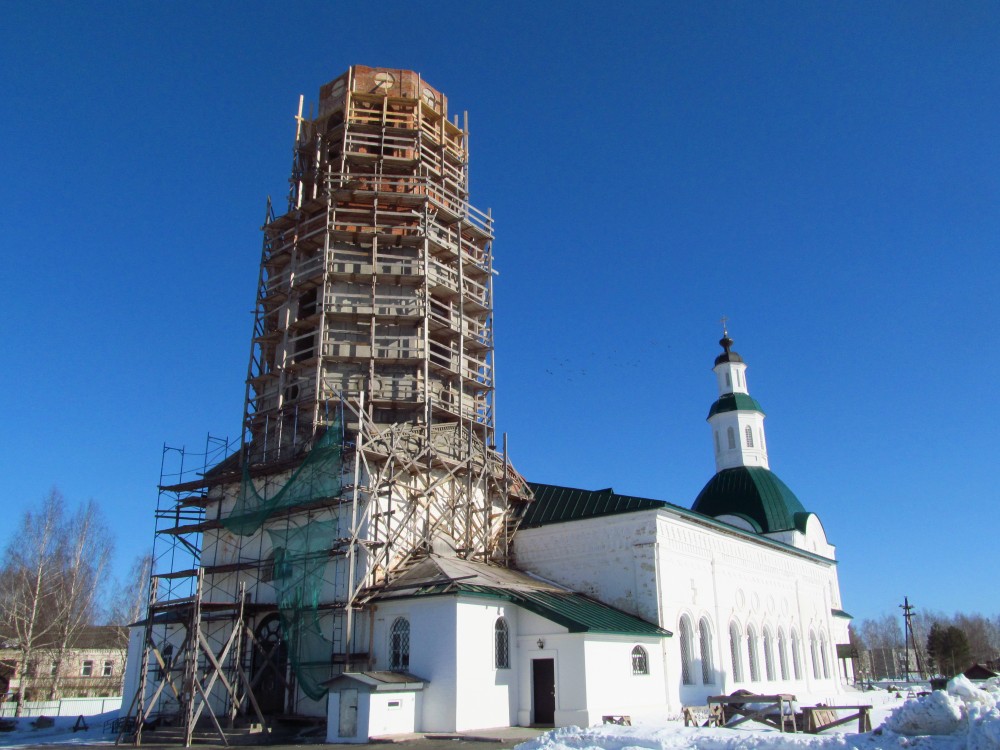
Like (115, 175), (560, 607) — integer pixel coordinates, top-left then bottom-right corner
(453, 598), (519, 731)
(371, 597), (457, 732)
(512, 513), (660, 624)
(120, 626), (145, 709)
(515, 609), (573, 727)
(581, 637), (669, 725)
(515, 506), (848, 710)
(368, 690), (421, 737)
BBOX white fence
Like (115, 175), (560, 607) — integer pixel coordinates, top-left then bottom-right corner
(0, 696), (122, 718)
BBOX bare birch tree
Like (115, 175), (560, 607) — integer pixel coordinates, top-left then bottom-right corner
(0, 491), (116, 710)
(0, 490), (65, 715)
(47, 500), (114, 699)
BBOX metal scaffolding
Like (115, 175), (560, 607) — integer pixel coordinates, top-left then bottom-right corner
(122, 66), (532, 745)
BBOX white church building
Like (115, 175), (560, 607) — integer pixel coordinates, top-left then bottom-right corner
(123, 68), (852, 744)
(324, 332), (852, 739)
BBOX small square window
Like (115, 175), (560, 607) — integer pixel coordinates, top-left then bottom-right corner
(81, 660), (94, 677)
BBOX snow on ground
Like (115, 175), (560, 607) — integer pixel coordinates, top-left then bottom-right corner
(0, 710), (119, 747)
(516, 677), (1000, 750)
(2, 679), (999, 748)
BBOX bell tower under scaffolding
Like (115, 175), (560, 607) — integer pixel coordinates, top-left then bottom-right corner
(125, 66), (532, 743)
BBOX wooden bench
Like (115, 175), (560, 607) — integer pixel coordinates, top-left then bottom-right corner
(707, 693), (798, 733)
(682, 705), (723, 727)
(802, 705), (872, 733)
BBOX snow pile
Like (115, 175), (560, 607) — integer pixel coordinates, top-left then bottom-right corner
(517, 680), (1000, 750)
(883, 689), (965, 735)
(882, 676), (1000, 744)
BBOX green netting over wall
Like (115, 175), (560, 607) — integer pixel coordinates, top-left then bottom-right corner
(267, 519), (339, 701)
(223, 416), (344, 701)
(224, 421), (344, 536)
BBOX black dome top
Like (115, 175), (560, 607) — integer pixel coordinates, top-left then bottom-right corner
(714, 334), (744, 366)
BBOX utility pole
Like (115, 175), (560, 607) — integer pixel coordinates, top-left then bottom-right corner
(900, 596), (925, 681)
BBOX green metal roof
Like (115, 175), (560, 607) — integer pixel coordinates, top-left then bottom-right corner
(404, 582), (671, 637)
(831, 608), (854, 619)
(692, 466), (806, 533)
(521, 483), (666, 528)
(707, 393), (765, 419)
(515, 482), (834, 563)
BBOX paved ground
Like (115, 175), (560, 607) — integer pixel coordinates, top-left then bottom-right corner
(9, 726), (548, 750)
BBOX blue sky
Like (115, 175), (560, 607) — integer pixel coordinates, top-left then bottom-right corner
(3, 1), (998, 627)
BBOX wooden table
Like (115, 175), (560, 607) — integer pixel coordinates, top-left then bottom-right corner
(707, 694), (798, 732)
(801, 705), (872, 733)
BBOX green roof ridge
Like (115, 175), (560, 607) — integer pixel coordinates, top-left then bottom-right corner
(707, 393), (765, 419)
(521, 483), (665, 527)
(453, 585), (671, 637)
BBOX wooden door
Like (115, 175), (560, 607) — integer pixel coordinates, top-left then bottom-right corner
(532, 658), (555, 726)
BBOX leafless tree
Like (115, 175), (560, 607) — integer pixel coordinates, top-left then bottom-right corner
(0, 491), (115, 711)
(106, 552), (152, 692)
(858, 614), (904, 679)
(954, 614), (1000, 666)
(0, 490), (65, 715)
(47, 500), (114, 699)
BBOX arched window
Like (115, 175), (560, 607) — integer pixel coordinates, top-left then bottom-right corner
(679, 616), (694, 685)
(820, 632), (830, 679)
(791, 630), (802, 680)
(747, 625), (760, 681)
(763, 627), (775, 681)
(729, 622), (743, 681)
(777, 629), (789, 680)
(809, 631), (821, 679)
(745, 425), (754, 447)
(725, 372), (731, 387)
(727, 427), (736, 450)
(494, 618), (510, 669)
(632, 645), (649, 675)
(714, 431), (721, 453)
(699, 618), (714, 684)
(390, 617), (410, 671)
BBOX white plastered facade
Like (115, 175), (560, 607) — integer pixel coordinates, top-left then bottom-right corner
(513, 507), (850, 710)
(362, 594), (667, 734)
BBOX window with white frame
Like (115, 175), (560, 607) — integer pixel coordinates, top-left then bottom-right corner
(390, 617), (410, 671)
(699, 618), (714, 684)
(81, 660), (94, 677)
(747, 626), (760, 681)
(763, 627), (775, 680)
(727, 427), (736, 450)
(791, 630), (802, 679)
(49, 661), (58, 677)
(103, 660), (113, 677)
(494, 617), (510, 669)
(820, 632), (830, 678)
(809, 631), (821, 679)
(777, 629), (789, 680)
(631, 645), (649, 675)
(679, 616), (694, 685)
(729, 622), (743, 681)
(745, 425), (754, 447)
